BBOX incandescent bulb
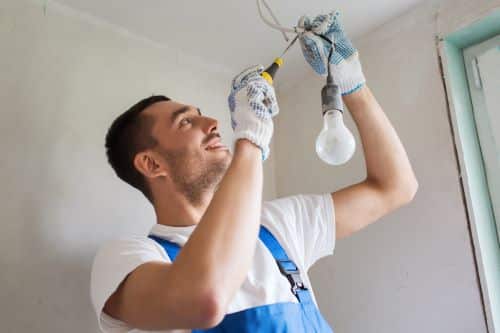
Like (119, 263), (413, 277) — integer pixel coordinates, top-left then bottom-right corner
(316, 109), (355, 165)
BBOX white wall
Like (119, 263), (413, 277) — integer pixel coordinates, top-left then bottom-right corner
(2, 0), (497, 331)
(0, 0), (275, 332)
(274, 0), (498, 332)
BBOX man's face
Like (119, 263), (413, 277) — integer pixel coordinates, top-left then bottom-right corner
(144, 100), (231, 204)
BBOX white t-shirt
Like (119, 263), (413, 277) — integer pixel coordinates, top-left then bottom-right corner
(90, 193), (336, 333)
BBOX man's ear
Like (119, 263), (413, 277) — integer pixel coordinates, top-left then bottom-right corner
(133, 151), (167, 180)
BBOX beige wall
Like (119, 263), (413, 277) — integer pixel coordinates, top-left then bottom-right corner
(274, 0), (498, 332)
(0, 0), (275, 331)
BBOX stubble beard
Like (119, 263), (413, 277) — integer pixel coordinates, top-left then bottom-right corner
(160, 147), (230, 206)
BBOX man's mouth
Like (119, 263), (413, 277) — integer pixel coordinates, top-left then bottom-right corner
(204, 134), (228, 151)
(205, 143), (228, 151)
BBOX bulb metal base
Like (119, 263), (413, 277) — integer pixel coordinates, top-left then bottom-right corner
(321, 72), (343, 115)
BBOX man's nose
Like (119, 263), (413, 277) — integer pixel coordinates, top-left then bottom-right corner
(202, 116), (218, 134)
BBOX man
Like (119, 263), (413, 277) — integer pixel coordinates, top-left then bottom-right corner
(91, 12), (418, 332)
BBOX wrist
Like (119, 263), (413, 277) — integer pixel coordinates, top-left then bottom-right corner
(234, 139), (262, 159)
(332, 53), (366, 96)
(342, 85), (372, 110)
(232, 115), (273, 161)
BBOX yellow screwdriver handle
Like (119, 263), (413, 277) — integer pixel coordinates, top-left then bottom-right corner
(261, 58), (284, 85)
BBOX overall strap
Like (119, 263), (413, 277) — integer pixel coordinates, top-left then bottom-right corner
(259, 226), (308, 297)
(149, 235), (181, 260)
(148, 226), (307, 297)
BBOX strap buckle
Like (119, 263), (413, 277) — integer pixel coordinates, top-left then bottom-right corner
(276, 259), (307, 295)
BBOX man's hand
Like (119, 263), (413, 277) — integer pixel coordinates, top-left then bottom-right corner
(298, 10), (366, 95)
(228, 65), (279, 160)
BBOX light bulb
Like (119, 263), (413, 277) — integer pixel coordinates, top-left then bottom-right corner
(316, 109), (356, 165)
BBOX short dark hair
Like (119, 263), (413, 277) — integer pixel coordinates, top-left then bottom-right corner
(105, 95), (170, 202)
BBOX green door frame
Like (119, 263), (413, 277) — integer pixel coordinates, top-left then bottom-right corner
(438, 9), (500, 333)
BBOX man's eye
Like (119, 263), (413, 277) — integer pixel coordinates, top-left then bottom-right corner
(180, 118), (191, 126)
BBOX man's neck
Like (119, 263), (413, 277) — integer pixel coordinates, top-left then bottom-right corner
(153, 189), (214, 227)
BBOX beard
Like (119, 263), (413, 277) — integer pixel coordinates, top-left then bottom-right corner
(158, 146), (230, 206)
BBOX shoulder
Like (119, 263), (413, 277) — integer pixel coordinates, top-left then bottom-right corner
(90, 236), (170, 321)
(92, 236), (169, 269)
(262, 192), (333, 219)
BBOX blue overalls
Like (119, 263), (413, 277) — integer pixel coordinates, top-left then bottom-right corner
(149, 225), (334, 332)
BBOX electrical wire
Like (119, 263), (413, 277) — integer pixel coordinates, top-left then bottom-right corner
(256, 0), (305, 34)
(256, 0), (336, 80)
(260, 0), (289, 41)
(312, 32), (335, 77)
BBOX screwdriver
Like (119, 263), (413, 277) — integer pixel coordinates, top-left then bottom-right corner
(261, 34), (299, 85)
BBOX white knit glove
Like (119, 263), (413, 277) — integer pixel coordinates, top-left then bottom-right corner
(227, 65), (279, 160)
(298, 10), (366, 95)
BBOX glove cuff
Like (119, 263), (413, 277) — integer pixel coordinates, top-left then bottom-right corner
(233, 118), (273, 160)
(331, 52), (366, 95)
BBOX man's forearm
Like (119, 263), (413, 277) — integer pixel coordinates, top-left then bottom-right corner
(170, 140), (263, 318)
(343, 85), (418, 196)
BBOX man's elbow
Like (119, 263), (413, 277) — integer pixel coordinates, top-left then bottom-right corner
(196, 289), (226, 329)
(394, 177), (419, 206)
(406, 177), (419, 201)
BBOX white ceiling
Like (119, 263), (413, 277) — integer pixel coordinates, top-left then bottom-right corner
(54, 0), (425, 88)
